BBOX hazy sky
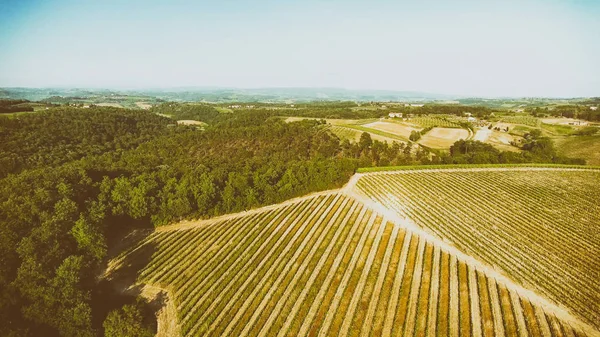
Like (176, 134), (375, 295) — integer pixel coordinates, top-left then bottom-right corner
(1, 0), (599, 97)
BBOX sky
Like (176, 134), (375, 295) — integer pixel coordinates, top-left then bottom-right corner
(0, 0), (599, 97)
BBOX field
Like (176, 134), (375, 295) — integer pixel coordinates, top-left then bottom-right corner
(136, 101), (153, 110)
(176, 120), (208, 126)
(554, 135), (600, 165)
(473, 128), (520, 152)
(285, 117), (409, 144)
(499, 115), (540, 127)
(329, 125), (400, 144)
(507, 124), (536, 137)
(403, 116), (462, 128)
(542, 118), (589, 126)
(355, 167), (600, 333)
(96, 102), (125, 108)
(106, 167), (600, 337)
(361, 120), (421, 140)
(418, 127), (470, 148)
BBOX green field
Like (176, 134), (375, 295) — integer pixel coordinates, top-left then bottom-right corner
(555, 135), (600, 165)
(499, 115), (540, 127)
(402, 116), (462, 128)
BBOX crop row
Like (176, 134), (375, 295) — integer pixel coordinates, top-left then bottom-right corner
(355, 168), (600, 330)
(113, 190), (592, 336)
(408, 116), (462, 128)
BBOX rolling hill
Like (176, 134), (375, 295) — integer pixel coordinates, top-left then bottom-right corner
(106, 166), (600, 337)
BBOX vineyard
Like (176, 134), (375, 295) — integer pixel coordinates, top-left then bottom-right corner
(355, 167), (600, 334)
(107, 167), (599, 336)
(405, 116), (463, 128)
(329, 125), (400, 144)
(498, 115), (540, 127)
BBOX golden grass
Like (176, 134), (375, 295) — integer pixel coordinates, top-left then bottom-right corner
(418, 127), (470, 148)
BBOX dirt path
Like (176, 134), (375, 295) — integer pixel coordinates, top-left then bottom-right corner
(138, 285), (181, 337)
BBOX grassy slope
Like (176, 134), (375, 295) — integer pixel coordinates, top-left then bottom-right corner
(554, 135), (600, 166)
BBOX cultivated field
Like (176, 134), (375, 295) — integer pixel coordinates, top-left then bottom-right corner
(418, 127), (470, 148)
(542, 118), (589, 126)
(96, 102), (124, 108)
(404, 116), (462, 128)
(176, 120), (208, 126)
(499, 116), (540, 127)
(329, 125), (401, 144)
(136, 101), (153, 110)
(355, 167), (600, 333)
(106, 167), (600, 337)
(362, 120), (421, 140)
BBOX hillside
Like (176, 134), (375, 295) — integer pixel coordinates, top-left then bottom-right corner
(354, 167), (600, 333)
(106, 166), (600, 337)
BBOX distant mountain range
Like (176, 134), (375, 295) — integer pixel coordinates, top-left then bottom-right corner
(1, 87), (593, 105)
(0, 87), (455, 103)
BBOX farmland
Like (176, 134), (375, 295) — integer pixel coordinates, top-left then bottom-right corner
(107, 166), (600, 337)
(403, 116), (463, 128)
(554, 135), (600, 165)
(361, 120), (421, 140)
(355, 167), (600, 333)
(498, 115), (540, 127)
(418, 127), (470, 148)
(329, 125), (400, 144)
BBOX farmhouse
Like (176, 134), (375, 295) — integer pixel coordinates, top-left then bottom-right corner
(388, 112), (403, 118)
(591, 106), (598, 111)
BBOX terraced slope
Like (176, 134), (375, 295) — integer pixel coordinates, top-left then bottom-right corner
(108, 188), (596, 336)
(354, 167), (600, 333)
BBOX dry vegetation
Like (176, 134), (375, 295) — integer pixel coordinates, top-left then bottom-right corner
(418, 127), (470, 148)
(362, 120), (421, 139)
(329, 125), (400, 144)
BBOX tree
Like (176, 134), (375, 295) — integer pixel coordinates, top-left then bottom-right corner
(103, 300), (153, 337)
(359, 132), (372, 150)
(409, 130), (421, 142)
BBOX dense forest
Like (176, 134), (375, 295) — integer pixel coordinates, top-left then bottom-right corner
(0, 104), (584, 336)
(528, 104), (600, 121)
(0, 99), (35, 113)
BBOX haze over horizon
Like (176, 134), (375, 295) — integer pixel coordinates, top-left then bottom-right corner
(1, 0), (599, 98)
